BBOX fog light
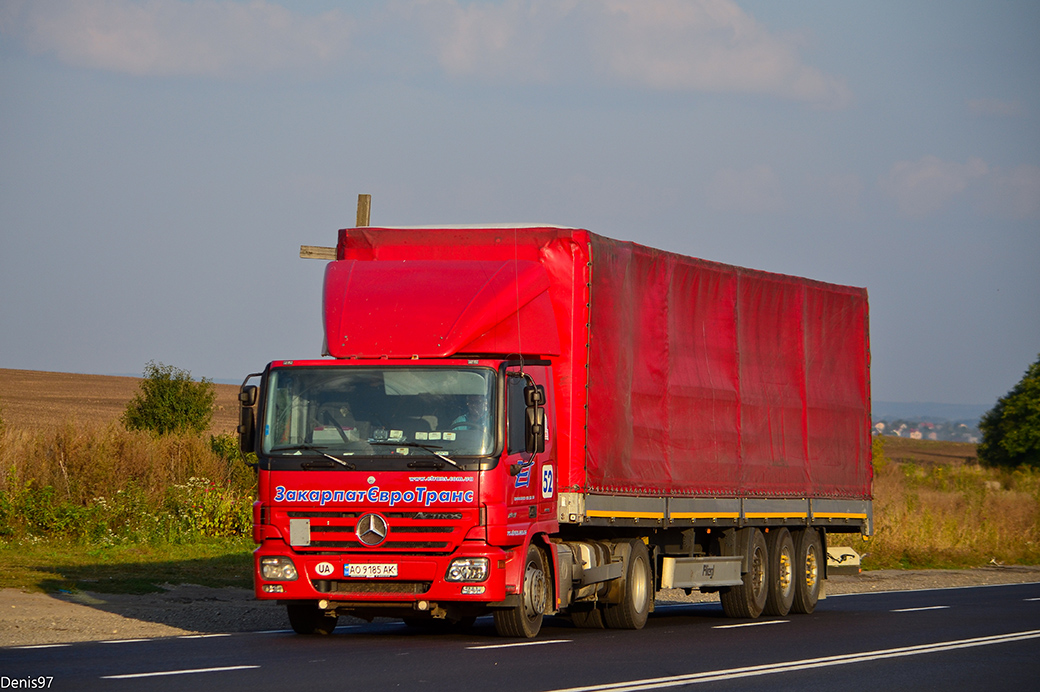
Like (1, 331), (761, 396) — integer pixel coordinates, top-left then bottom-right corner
(262, 584), (285, 593)
(260, 556), (299, 581)
(445, 557), (489, 582)
(461, 585), (486, 595)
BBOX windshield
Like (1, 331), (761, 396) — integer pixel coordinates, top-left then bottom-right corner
(261, 367), (495, 460)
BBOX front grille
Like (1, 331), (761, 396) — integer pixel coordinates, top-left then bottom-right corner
(313, 580), (431, 595)
(386, 512), (462, 520)
(302, 540), (451, 550)
(281, 509), (470, 553)
(289, 511), (359, 519)
(392, 526), (454, 534)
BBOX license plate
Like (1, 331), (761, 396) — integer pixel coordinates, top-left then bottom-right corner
(345, 563), (398, 578)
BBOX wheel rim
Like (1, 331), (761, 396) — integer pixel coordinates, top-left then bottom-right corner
(804, 545), (819, 592)
(523, 559), (547, 619)
(779, 547), (794, 597)
(751, 546), (766, 597)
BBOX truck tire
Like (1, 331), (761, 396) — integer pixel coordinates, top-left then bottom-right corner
(763, 528), (795, 616)
(287, 602), (338, 635)
(494, 543), (549, 638)
(603, 539), (651, 630)
(791, 528), (822, 614)
(719, 528), (768, 619)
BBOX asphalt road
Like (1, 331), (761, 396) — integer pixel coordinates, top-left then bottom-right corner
(4, 582), (1039, 692)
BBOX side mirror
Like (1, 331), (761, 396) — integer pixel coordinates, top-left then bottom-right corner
(239, 385), (258, 407)
(524, 384), (546, 454)
(238, 384), (258, 455)
(524, 385), (545, 407)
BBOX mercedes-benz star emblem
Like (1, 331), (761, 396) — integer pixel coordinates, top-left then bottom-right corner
(356, 513), (389, 546)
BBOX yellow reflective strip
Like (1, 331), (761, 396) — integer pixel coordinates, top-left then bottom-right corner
(813, 512), (868, 520)
(670, 512), (740, 519)
(744, 512), (809, 520)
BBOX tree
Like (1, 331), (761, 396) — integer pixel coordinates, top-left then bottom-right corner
(122, 361), (216, 435)
(978, 353), (1040, 468)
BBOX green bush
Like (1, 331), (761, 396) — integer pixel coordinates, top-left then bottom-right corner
(122, 361), (216, 435)
(979, 353), (1040, 468)
(0, 478), (253, 544)
(165, 477), (252, 539)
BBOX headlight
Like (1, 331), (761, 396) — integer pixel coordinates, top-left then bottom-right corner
(445, 557), (489, 582)
(260, 556), (298, 581)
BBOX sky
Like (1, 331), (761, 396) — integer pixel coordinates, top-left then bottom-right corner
(1, 0), (1038, 408)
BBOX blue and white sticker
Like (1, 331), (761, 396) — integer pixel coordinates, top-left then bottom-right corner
(541, 464), (554, 499)
(514, 460), (533, 489)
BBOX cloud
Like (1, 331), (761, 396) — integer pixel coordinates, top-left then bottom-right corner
(0, 0), (354, 78)
(417, 0), (851, 107)
(2, 0), (851, 106)
(878, 156), (989, 217)
(879, 156), (1040, 220)
(706, 164), (785, 213)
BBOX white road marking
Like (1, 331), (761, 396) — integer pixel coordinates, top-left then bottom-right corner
(177, 633), (231, 639)
(101, 665), (260, 679)
(1024, 597), (1040, 602)
(12, 643), (71, 650)
(891, 605), (950, 612)
(467, 639), (571, 650)
(713, 620), (787, 630)
(98, 638), (154, 644)
(541, 629), (1040, 692)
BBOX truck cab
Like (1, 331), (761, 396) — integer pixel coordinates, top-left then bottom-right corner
(242, 357), (558, 637)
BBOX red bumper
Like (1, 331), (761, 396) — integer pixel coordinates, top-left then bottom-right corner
(253, 540), (512, 606)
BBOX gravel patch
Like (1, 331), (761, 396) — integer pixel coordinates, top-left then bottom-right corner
(3, 565), (1039, 647)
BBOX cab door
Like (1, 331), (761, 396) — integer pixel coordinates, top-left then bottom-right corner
(503, 365), (556, 538)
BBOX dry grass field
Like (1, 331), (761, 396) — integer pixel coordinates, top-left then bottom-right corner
(880, 436), (978, 466)
(0, 369), (255, 548)
(0, 368), (240, 434)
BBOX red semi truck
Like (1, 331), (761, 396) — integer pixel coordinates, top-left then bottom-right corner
(238, 224), (872, 637)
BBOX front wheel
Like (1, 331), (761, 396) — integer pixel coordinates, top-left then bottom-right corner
(287, 602), (338, 635)
(494, 543), (550, 638)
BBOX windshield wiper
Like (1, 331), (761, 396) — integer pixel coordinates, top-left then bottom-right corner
(370, 441), (462, 469)
(270, 444), (356, 470)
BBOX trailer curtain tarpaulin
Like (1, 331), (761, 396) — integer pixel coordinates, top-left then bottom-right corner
(583, 235), (871, 499)
(331, 225), (871, 501)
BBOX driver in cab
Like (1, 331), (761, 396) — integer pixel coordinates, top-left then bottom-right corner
(450, 395), (489, 431)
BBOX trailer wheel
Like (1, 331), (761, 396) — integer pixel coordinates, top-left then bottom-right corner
(604, 539), (651, 630)
(494, 543), (549, 638)
(763, 528), (795, 616)
(719, 528), (768, 619)
(791, 528), (822, 614)
(287, 602), (338, 635)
